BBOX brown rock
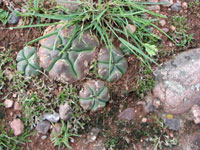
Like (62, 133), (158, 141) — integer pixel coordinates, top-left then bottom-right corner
(10, 119), (24, 136)
(14, 102), (22, 111)
(4, 99), (14, 108)
(153, 48), (200, 114)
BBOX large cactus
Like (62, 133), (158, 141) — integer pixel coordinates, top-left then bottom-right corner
(38, 24), (99, 83)
(16, 46), (41, 77)
(79, 80), (110, 111)
(98, 47), (128, 82)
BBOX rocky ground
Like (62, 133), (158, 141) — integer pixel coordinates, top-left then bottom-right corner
(0, 0), (200, 150)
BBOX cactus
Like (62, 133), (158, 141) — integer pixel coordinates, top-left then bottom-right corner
(38, 24), (99, 83)
(120, 44), (133, 56)
(79, 80), (110, 111)
(16, 46), (41, 77)
(98, 47), (128, 82)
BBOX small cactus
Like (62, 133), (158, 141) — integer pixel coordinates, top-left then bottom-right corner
(16, 46), (41, 77)
(98, 47), (128, 82)
(79, 80), (110, 111)
(38, 24), (99, 83)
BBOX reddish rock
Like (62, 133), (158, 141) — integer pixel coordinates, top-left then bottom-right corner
(14, 102), (22, 111)
(10, 119), (24, 136)
(153, 48), (200, 114)
(4, 99), (14, 108)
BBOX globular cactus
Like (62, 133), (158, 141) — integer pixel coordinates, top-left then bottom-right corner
(38, 24), (99, 83)
(16, 46), (42, 77)
(79, 80), (110, 111)
(98, 47), (128, 82)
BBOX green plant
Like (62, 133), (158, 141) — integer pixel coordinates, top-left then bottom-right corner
(17, 0), (170, 65)
(79, 80), (110, 111)
(135, 64), (155, 98)
(98, 47), (128, 82)
(17, 46), (42, 77)
(170, 15), (193, 48)
(0, 9), (9, 25)
(51, 121), (79, 149)
(0, 123), (33, 150)
(38, 24), (99, 82)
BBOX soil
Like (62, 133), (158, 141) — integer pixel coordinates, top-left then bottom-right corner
(0, 0), (200, 150)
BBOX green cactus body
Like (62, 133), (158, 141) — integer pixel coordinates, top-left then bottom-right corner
(98, 47), (128, 82)
(79, 80), (110, 111)
(38, 24), (99, 83)
(120, 44), (133, 56)
(16, 46), (41, 77)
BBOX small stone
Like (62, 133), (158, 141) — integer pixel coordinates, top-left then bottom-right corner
(171, 3), (182, 12)
(160, 20), (166, 27)
(36, 121), (51, 134)
(153, 99), (161, 109)
(14, 102), (22, 111)
(164, 118), (180, 131)
(182, 2), (188, 9)
(118, 108), (134, 120)
(141, 118), (147, 123)
(59, 102), (72, 121)
(8, 12), (20, 24)
(170, 25), (176, 31)
(126, 24), (136, 34)
(162, 28), (169, 33)
(191, 105), (200, 124)
(41, 135), (47, 140)
(43, 113), (60, 123)
(4, 99), (14, 108)
(87, 128), (101, 143)
(10, 119), (24, 136)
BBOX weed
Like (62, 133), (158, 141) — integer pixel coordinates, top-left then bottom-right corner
(0, 121), (33, 150)
(51, 121), (79, 149)
(170, 15), (194, 48)
(135, 64), (155, 98)
(0, 9), (9, 25)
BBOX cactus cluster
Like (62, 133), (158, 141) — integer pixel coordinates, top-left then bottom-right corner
(16, 24), (129, 111)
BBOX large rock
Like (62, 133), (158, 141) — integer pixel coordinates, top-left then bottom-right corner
(152, 48), (200, 115)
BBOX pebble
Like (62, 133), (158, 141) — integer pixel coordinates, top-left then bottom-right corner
(191, 105), (200, 124)
(8, 12), (20, 24)
(10, 119), (24, 136)
(0, 0), (2, 5)
(141, 118), (147, 123)
(59, 102), (72, 121)
(126, 24), (136, 33)
(170, 25), (176, 31)
(43, 113), (60, 123)
(14, 102), (22, 111)
(164, 118), (180, 131)
(171, 3), (182, 12)
(182, 2), (188, 9)
(41, 135), (47, 140)
(4, 99), (14, 108)
(87, 128), (101, 143)
(118, 108), (134, 120)
(160, 20), (166, 27)
(36, 121), (51, 134)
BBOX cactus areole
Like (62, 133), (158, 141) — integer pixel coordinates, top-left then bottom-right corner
(16, 46), (41, 77)
(38, 24), (99, 83)
(79, 80), (110, 111)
